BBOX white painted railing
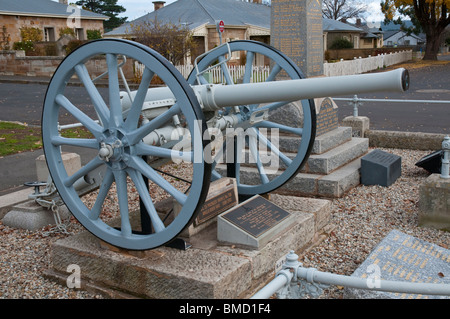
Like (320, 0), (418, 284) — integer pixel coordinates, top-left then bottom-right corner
(324, 50), (413, 76)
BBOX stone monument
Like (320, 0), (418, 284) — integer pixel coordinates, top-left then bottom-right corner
(270, 0), (324, 77)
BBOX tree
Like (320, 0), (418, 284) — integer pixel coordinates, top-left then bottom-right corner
(322, 0), (367, 21)
(75, 0), (127, 32)
(381, 0), (450, 60)
(129, 18), (197, 66)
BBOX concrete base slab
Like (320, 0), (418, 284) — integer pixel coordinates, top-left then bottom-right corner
(45, 195), (331, 299)
(2, 199), (70, 231)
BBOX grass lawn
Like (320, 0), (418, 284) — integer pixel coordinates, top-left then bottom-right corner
(0, 121), (93, 157)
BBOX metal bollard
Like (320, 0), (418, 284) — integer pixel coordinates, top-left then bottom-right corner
(441, 136), (450, 179)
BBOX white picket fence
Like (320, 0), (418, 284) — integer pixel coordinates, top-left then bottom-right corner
(134, 62), (270, 83)
(323, 50), (413, 76)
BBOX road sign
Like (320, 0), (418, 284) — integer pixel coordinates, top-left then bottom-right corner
(218, 20), (224, 33)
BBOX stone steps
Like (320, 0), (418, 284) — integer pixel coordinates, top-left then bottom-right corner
(216, 126), (368, 198)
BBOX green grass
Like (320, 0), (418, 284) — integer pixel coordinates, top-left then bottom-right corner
(0, 121), (94, 157)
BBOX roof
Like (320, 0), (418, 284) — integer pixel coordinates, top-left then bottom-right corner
(0, 0), (108, 20)
(106, 0), (271, 36)
(322, 18), (362, 32)
(107, 0), (365, 37)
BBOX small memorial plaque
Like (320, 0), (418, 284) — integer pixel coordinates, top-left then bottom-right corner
(361, 149), (401, 187)
(315, 97), (338, 136)
(345, 229), (450, 299)
(217, 195), (295, 249)
(195, 186), (237, 225)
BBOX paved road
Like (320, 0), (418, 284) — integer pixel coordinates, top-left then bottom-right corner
(0, 55), (449, 196)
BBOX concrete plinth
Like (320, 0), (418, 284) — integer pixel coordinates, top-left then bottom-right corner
(342, 116), (369, 138)
(2, 200), (70, 231)
(419, 174), (450, 231)
(45, 195), (331, 299)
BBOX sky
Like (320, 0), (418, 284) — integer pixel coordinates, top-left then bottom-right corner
(115, 0), (386, 24)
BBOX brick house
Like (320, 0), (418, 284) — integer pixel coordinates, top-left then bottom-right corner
(0, 0), (108, 49)
(105, 0), (270, 65)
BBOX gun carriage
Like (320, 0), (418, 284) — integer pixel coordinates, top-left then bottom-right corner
(41, 39), (409, 250)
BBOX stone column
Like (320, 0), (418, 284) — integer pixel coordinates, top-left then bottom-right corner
(270, 0), (324, 77)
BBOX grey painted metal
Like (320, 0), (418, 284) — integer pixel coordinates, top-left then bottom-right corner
(42, 39), (210, 250)
(42, 39), (410, 250)
(442, 136), (450, 179)
(251, 250), (450, 299)
(187, 40), (316, 196)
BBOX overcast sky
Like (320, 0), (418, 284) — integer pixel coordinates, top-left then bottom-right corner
(115, 0), (386, 23)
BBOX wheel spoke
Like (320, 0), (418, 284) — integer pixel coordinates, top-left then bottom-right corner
(113, 170), (132, 238)
(64, 156), (104, 187)
(106, 53), (123, 128)
(128, 169), (165, 233)
(128, 156), (187, 205)
(255, 129), (292, 166)
(248, 129), (269, 184)
(127, 103), (181, 145)
(243, 51), (254, 84)
(266, 63), (282, 82)
(124, 67), (154, 130)
(55, 94), (104, 138)
(51, 136), (99, 149)
(219, 55), (234, 85)
(254, 120), (303, 136)
(135, 142), (193, 162)
(90, 169), (114, 220)
(74, 63), (110, 126)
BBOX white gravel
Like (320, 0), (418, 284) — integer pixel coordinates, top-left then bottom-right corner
(1, 147), (449, 299)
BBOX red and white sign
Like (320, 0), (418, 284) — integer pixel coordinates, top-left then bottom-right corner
(218, 20), (225, 33)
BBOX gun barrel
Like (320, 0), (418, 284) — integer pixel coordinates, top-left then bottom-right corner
(196, 68), (409, 110)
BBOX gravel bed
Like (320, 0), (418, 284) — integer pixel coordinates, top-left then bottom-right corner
(1, 147), (449, 299)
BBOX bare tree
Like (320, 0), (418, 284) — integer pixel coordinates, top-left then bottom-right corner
(129, 18), (197, 65)
(322, 0), (367, 20)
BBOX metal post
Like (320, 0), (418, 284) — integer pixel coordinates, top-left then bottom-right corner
(441, 136), (450, 179)
(351, 94), (360, 117)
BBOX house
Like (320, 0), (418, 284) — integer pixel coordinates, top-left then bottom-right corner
(0, 0), (108, 48)
(383, 30), (424, 47)
(322, 19), (364, 50)
(105, 0), (270, 65)
(106, 0), (375, 62)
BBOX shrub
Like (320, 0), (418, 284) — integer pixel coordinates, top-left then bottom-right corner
(13, 40), (34, 53)
(59, 27), (76, 37)
(86, 29), (102, 40)
(65, 39), (83, 54)
(330, 38), (354, 50)
(20, 27), (43, 42)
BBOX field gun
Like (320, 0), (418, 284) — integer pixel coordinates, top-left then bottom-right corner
(41, 39), (409, 250)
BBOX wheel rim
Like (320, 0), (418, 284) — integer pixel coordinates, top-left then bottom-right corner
(187, 40), (316, 196)
(42, 39), (210, 250)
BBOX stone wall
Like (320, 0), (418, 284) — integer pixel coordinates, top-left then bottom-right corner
(0, 14), (104, 44)
(0, 50), (135, 79)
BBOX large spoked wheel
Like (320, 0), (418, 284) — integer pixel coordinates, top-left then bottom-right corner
(42, 39), (210, 250)
(187, 40), (316, 196)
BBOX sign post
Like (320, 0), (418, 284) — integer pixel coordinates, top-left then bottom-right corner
(216, 20), (224, 44)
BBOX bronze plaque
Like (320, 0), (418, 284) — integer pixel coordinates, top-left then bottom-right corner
(195, 187), (237, 225)
(221, 196), (290, 238)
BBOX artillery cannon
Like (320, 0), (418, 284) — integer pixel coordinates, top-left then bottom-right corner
(41, 39), (409, 250)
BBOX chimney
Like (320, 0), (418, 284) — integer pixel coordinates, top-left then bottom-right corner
(356, 18), (362, 26)
(153, 1), (165, 11)
(59, 0), (68, 4)
(252, 0), (262, 3)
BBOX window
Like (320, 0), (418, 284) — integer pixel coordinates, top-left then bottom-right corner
(76, 28), (85, 41)
(44, 27), (55, 42)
